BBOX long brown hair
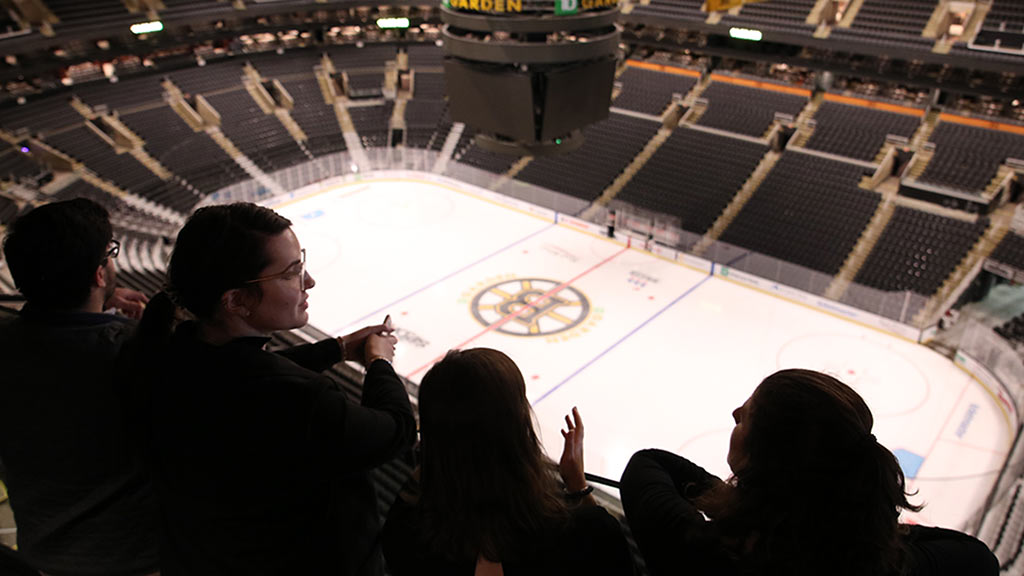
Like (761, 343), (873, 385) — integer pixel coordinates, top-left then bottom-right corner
(698, 369), (921, 576)
(416, 348), (569, 563)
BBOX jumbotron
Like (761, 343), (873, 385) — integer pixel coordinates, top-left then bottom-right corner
(442, 0), (621, 155)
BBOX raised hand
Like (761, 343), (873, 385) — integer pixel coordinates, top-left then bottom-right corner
(559, 406), (587, 493)
(340, 315), (395, 365)
(105, 287), (149, 319)
(364, 332), (398, 365)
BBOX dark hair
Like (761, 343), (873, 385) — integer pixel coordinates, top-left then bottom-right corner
(166, 203), (291, 319)
(416, 348), (569, 563)
(133, 203), (291, 351)
(2, 198), (112, 310)
(698, 369), (921, 576)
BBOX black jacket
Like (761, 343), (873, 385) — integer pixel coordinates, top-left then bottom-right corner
(0, 307), (159, 576)
(149, 323), (416, 575)
(383, 476), (634, 576)
(620, 449), (999, 576)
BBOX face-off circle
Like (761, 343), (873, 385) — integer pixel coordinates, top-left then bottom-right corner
(776, 334), (930, 417)
(470, 278), (590, 336)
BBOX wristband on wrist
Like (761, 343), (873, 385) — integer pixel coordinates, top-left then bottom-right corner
(566, 485), (593, 500)
(367, 355), (392, 366)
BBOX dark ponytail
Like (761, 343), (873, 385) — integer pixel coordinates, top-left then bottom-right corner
(130, 203), (291, 360)
(117, 291), (181, 463)
(166, 203), (292, 320)
(132, 291), (179, 362)
(119, 203), (292, 457)
(126, 202), (292, 357)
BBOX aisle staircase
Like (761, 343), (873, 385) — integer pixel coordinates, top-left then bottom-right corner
(595, 126), (674, 206)
(824, 181), (898, 300)
(913, 203), (1016, 326)
(693, 149), (782, 255)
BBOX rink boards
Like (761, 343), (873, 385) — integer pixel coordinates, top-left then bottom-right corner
(268, 172), (1015, 529)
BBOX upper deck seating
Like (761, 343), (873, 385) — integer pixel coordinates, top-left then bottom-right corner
(617, 127), (768, 234)
(614, 67), (697, 116)
(804, 101), (921, 162)
(720, 151), (878, 275)
(697, 81), (808, 138)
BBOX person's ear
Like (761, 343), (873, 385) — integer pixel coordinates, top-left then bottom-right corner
(94, 263), (109, 289)
(221, 288), (253, 318)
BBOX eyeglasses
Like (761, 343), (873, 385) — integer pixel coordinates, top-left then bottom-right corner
(245, 249), (306, 290)
(105, 240), (120, 260)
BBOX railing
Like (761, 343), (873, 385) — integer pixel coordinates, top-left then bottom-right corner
(958, 320), (1024, 419)
(203, 148), (595, 219)
(202, 147), (931, 331)
(956, 320), (1024, 544)
(608, 200), (929, 327)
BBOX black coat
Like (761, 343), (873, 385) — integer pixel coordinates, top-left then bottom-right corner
(149, 323), (416, 575)
(0, 307), (159, 576)
(620, 449), (999, 576)
(382, 477), (634, 576)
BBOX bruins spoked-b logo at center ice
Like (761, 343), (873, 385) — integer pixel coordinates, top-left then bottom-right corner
(471, 278), (590, 337)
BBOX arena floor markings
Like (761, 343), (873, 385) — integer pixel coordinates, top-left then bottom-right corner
(272, 174), (1013, 530)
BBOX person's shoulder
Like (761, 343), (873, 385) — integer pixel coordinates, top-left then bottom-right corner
(568, 505), (623, 536)
(0, 309), (17, 331)
(229, 339), (336, 392)
(554, 506), (633, 575)
(0, 309), (134, 348)
(902, 525), (999, 576)
(564, 505), (627, 548)
(96, 314), (136, 344)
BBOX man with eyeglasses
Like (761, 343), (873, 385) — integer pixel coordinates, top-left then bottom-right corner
(101, 238), (151, 319)
(0, 198), (160, 576)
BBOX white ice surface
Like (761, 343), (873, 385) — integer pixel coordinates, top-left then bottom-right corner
(275, 175), (1013, 529)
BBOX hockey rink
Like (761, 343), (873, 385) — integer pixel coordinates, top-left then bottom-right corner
(270, 173), (1015, 530)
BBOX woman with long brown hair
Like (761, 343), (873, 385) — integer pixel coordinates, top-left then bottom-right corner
(382, 348), (633, 575)
(621, 368), (998, 576)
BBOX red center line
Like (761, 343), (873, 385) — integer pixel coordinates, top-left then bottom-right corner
(406, 244), (631, 377)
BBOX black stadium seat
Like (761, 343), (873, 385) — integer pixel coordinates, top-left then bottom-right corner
(720, 151), (878, 275)
(854, 207), (988, 296)
(617, 127), (768, 234)
(805, 101), (921, 162)
(614, 67), (698, 116)
(698, 82), (808, 137)
(919, 122), (1024, 193)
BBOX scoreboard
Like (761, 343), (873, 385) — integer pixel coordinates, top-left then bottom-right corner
(440, 0), (620, 154)
(705, 0), (768, 11)
(442, 0), (766, 14)
(442, 0), (618, 14)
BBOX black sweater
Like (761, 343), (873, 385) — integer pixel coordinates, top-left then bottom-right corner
(149, 324), (416, 575)
(620, 449), (999, 576)
(0, 307), (159, 576)
(382, 477), (634, 576)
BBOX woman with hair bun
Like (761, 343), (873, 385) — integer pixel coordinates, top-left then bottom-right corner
(130, 202), (416, 575)
(621, 368), (998, 576)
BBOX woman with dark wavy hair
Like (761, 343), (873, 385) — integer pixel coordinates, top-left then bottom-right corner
(621, 369), (998, 576)
(382, 348), (633, 575)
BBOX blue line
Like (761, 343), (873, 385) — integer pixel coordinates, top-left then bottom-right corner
(532, 274), (715, 406)
(333, 223), (556, 333)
